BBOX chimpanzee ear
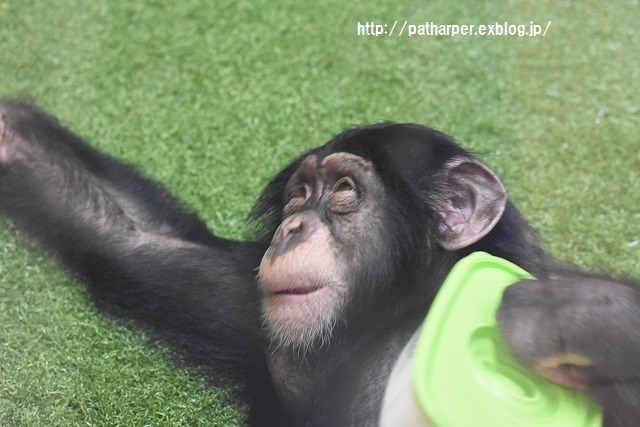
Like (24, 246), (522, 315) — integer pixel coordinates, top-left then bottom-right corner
(436, 158), (507, 251)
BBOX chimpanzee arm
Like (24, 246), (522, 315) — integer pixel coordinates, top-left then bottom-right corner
(0, 100), (279, 421)
(499, 272), (640, 426)
(0, 99), (237, 259)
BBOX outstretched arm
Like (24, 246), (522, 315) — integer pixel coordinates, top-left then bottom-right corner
(0, 99), (237, 263)
(0, 100), (272, 393)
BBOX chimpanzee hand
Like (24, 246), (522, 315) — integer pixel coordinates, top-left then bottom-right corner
(498, 273), (640, 427)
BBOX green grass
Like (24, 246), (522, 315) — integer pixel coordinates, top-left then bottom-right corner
(0, 0), (638, 425)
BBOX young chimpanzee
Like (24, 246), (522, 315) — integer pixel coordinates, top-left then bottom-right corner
(0, 99), (638, 426)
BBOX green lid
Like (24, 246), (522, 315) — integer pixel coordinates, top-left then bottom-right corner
(413, 252), (602, 426)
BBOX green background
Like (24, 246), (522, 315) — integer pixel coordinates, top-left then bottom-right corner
(0, 0), (638, 425)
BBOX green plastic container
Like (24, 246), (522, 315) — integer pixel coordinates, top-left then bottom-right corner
(413, 252), (602, 426)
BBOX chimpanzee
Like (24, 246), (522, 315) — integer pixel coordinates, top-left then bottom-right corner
(0, 99), (638, 426)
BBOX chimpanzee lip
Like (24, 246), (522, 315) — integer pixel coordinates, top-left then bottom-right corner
(272, 285), (324, 296)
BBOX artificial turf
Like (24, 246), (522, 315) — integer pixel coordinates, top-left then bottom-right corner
(0, 0), (638, 425)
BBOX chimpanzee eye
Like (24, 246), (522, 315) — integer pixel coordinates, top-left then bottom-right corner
(291, 184), (310, 201)
(329, 177), (358, 214)
(333, 177), (356, 193)
(284, 183), (311, 215)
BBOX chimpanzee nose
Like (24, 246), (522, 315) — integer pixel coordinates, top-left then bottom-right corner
(276, 217), (304, 246)
(268, 212), (318, 257)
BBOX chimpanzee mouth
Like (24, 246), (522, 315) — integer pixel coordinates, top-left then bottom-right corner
(273, 286), (325, 296)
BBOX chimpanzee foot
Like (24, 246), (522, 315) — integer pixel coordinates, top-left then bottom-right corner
(498, 273), (640, 422)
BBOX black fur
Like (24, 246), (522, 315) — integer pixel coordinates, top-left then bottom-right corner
(1, 100), (638, 426)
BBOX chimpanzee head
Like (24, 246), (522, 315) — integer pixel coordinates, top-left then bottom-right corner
(254, 123), (511, 352)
